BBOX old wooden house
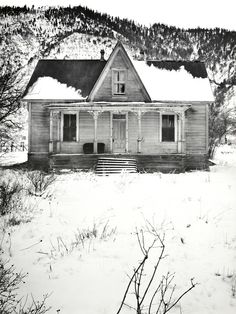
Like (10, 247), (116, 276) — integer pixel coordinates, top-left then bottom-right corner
(23, 42), (214, 173)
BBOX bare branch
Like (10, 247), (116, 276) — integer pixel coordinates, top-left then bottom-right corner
(166, 278), (199, 313)
(116, 253), (148, 314)
(116, 224), (198, 314)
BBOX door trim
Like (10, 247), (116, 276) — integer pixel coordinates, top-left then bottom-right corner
(111, 112), (128, 153)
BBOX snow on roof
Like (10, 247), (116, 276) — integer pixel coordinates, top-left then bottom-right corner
(133, 61), (214, 102)
(23, 59), (106, 99)
(24, 76), (86, 100)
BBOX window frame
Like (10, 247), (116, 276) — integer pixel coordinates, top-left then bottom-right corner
(112, 69), (127, 96)
(160, 113), (177, 143)
(62, 112), (79, 142)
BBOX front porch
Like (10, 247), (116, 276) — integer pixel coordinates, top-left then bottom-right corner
(47, 102), (191, 157)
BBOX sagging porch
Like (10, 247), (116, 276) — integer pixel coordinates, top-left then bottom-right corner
(47, 102), (191, 158)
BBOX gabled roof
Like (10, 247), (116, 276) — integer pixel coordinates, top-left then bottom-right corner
(23, 42), (214, 103)
(88, 41), (151, 102)
(23, 59), (106, 99)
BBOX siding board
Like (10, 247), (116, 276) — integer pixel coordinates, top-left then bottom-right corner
(94, 50), (148, 102)
(31, 103), (49, 152)
(185, 104), (207, 154)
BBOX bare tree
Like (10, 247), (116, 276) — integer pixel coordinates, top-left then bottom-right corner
(0, 60), (23, 122)
(0, 59), (24, 150)
(208, 59), (236, 157)
(116, 225), (198, 314)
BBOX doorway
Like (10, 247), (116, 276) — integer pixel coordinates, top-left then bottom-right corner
(112, 114), (127, 153)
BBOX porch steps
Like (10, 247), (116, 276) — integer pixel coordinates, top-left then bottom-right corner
(95, 157), (137, 175)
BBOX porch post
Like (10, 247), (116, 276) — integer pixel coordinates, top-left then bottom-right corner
(137, 110), (142, 153)
(177, 111), (186, 154)
(177, 114), (182, 153)
(76, 111), (79, 142)
(49, 110), (53, 153)
(110, 111), (113, 153)
(56, 111), (61, 153)
(60, 112), (63, 142)
(181, 111), (186, 153)
(126, 112), (129, 153)
(93, 111), (99, 154)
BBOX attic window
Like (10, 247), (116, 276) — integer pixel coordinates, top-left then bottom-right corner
(161, 114), (176, 142)
(63, 114), (77, 141)
(113, 70), (126, 95)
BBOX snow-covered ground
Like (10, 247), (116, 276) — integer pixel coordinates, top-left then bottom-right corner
(0, 146), (236, 314)
(0, 151), (27, 166)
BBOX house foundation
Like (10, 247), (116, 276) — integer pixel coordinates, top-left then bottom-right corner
(27, 153), (209, 173)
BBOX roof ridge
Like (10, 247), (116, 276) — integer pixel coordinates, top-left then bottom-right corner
(146, 60), (204, 63)
(38, 59), (106, 61)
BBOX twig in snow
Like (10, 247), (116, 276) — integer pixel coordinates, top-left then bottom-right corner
(20, 239), (43, 251)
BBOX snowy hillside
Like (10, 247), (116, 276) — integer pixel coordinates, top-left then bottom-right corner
(47, 33), (135, 60)
(1, 6), (235, 90)
(0, 146), (236, 314)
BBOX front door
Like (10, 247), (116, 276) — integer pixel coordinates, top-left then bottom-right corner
(112, 114), (126, 153)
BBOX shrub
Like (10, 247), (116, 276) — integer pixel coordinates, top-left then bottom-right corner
(27, 171), (56, 197)
(0, 173), (38, 226)
(0, 259), (50, 314)
(0, 180), (22, 216)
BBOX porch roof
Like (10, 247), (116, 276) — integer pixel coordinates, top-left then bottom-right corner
(46, 102), (191, 113)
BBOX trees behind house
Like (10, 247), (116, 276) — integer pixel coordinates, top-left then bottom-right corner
(208, 61), (236, 157)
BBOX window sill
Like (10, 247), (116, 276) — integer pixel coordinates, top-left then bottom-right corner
(160, 141), (177, 143)
(112, 95), (128, 100)
(62, 141), (79, 143)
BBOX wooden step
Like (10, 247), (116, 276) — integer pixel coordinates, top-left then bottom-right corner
(95, 157), (137, 175)
(97, 162), (137, 166)
(96, 169), (138, 174)
(97, 162), (137, 165)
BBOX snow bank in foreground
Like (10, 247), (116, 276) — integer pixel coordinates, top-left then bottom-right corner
(0, 147), (236, 314)
(133, 61), (214, 102)
(0, 152), (27, 166)
(24, 76), (86, 100)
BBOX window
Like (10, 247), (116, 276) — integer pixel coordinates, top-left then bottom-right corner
(113, 114), (126, 120)
(113, 70), (126, 95)
(63, 114), (76, 141)
(161, 114), (175, 142)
